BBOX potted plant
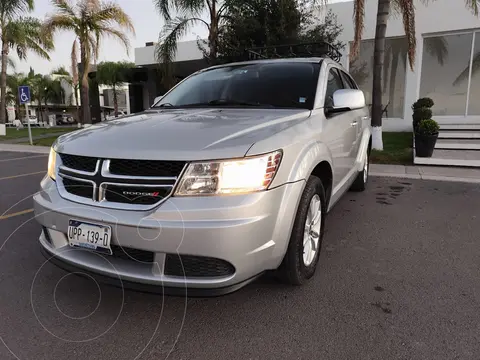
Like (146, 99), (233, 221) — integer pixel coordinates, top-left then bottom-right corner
(415, 119), (440, 157)
(412, 97), (439, 157)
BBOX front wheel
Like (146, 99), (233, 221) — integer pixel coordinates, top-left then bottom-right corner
(277, 175), (326, 285)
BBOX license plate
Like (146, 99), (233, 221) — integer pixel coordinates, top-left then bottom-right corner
(67, 219), (112, 255)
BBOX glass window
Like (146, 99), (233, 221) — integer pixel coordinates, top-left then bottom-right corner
(467, 32), (480, 115)
(325, 68), (344, 108)
(155, 62), (320, 110)
(420, 33), (473, 116)
(340, 70), (357, 89)
(349, 37), (407, 118)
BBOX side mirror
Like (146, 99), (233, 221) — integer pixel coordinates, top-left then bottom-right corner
(328, 89), (366, 114)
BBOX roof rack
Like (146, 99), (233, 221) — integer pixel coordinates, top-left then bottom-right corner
(243, 42), (342, 62)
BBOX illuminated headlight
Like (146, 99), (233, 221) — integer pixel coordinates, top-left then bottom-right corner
(174, 151), (282, 196)
(47, 147), (57, 180)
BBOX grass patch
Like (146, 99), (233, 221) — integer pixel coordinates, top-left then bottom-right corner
(370, 132), (413, 165)
(0, 127), (76, 140)
(19, 136), (63, 147)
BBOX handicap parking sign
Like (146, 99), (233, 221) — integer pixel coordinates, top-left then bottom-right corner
(18, 86), (31, 104)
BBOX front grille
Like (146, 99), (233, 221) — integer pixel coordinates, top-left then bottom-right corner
(110, 245), (155, 263)
(104, 184), (171, 205)
(57, 153), (181, 208)
(164, 254), (235, 278)
(61, 177), (93, 199)
(109, 159), (186, 177)
(60, 154), (97, 172)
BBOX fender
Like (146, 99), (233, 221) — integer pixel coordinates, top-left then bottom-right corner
(355, 126), (372, 171)
(268, 139), (334, 189)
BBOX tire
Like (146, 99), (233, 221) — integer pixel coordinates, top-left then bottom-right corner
(277, 175), (327, 285)
(350, 149), (370, 192)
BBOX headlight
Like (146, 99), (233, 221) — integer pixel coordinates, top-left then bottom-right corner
(47, 147), (57, 180)
(174, 151), (282, 196)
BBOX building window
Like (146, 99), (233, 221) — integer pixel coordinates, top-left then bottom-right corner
(349, 37), (407, 118)
(467, 32), (480, 115)
(420, 33), (473, 116)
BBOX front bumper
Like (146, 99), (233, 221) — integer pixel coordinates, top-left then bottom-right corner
(34, 176), (304, 295)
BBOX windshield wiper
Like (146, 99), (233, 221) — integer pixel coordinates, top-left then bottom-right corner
(181, 99), (274, 107)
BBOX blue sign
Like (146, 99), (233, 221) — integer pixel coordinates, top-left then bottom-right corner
(18, 86), (31, 104)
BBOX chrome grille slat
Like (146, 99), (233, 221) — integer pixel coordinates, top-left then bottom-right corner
(57, 154), (186, 210)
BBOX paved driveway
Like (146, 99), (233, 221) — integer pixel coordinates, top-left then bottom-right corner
(1, 151), (479, 360)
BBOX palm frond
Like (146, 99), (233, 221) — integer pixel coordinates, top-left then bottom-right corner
(153, 0), (175, 21)
(424, 36), (448, 66)
(351, 0), (365, 58)
(94, 26), (131, 54)
(0, 0), (34, 18)
(49, 0), (76, 17)
(465, 0), (479, 16)
(42, 14), (78, 37)
(5, 16), (53, 60)
(155, 17), (206, 65)
(453, 52), (480, 86)
(396, 0), (416, 70)
(90, 1), (135, 35)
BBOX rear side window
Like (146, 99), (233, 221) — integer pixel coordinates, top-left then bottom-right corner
(325, 68), (344, 108)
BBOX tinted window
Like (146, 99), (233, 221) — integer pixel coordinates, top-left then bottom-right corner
(155, 62), (320, 110)
(325, 68), (344, 108)
(340, 70), (357, 89)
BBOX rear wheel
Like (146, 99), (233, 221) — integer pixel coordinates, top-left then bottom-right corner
(277, 175), (326, 285)
(350, 149), (369, 192)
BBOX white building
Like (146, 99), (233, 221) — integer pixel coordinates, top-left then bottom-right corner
(329, 0), (480, 132)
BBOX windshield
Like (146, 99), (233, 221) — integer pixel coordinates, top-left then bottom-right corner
(154, 62), (320, 110)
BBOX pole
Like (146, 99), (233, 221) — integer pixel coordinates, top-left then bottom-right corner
(25, 103), (33, 146)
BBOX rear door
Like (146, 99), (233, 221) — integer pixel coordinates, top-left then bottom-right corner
(322, 67), (357, 187)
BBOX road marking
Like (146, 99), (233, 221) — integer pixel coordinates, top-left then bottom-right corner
(0, 171), (45, 181)
(0, 208), (34, 220)
(0, 154), (48, 162)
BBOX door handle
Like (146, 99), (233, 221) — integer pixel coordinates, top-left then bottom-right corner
(361, 116), (369, 121)
(350, 121), (358, 126)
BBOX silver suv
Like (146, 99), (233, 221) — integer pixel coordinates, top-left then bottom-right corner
(34, 56), (371, 295)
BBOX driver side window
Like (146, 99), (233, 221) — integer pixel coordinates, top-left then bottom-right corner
(324, 68), (344, 108)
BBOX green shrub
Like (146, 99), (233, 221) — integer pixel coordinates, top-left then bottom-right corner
(417, 119), (440, 136)
(412, 97), (434, 110)
(412, 107), (433, 130)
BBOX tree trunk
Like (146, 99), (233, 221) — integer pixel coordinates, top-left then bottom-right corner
(208, 3), (218, 63)
(80, 44), (91, 125)
(113, 85), (118, 117)
(0, 40), (9, 126)
(74, 84), (80, 124)
(371, 0), (391, 151)
(44, 98), (49, 125)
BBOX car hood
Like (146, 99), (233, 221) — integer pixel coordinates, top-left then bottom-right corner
(55, 108), (311, 160)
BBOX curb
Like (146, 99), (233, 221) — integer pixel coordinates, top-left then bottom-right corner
(0, 144), (50, 154)
(370, 172), (480, 184)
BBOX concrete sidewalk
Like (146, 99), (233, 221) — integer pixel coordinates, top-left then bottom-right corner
(370, 164), (480, 184)
(0, 144), (479, 184)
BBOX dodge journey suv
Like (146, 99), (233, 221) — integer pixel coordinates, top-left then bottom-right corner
(34, 54), (371, 296)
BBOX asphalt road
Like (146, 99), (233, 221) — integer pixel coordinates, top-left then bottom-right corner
(1, 151), (479, 360)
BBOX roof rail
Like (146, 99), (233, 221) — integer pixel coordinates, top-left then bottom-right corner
(244, 42), (342, 62)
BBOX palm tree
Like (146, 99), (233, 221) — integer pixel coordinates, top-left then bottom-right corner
(154, 0), (228, 86)
(43, 0), (135, 125)
(96, 61), (134, 117)
(343, 0), (479, 150)
(1, 0), (53, 127)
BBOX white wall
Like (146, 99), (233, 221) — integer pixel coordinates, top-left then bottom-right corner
(329, 0), (480, 130)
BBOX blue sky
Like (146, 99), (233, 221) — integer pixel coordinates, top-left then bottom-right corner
(14, 0), (348, 75)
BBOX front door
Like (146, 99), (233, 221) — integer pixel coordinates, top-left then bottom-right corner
(322, 67), (357, 187)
